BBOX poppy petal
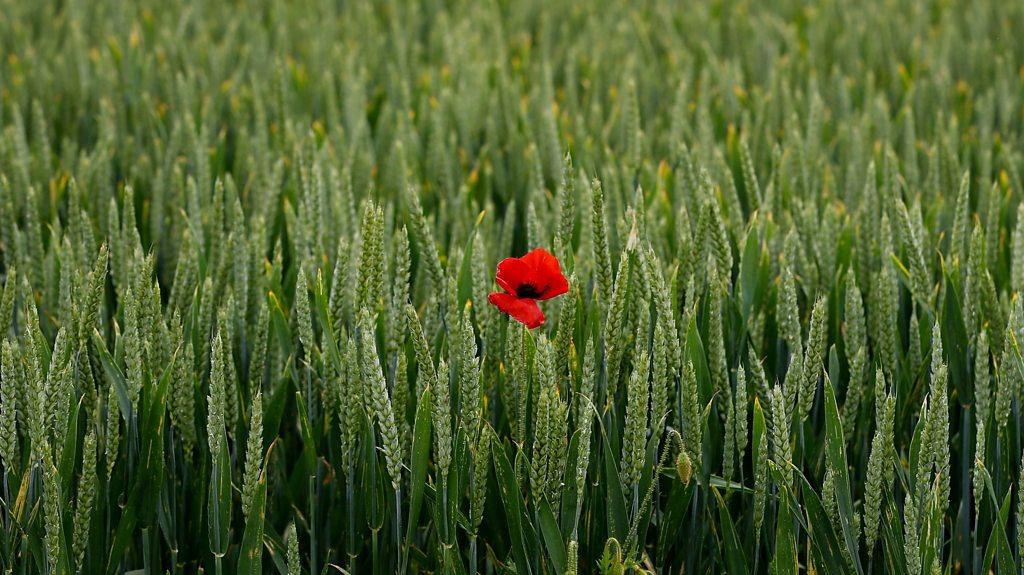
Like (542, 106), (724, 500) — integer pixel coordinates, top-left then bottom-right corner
(519, 248), (569, 300)
(495, 257), (533, 294)
(488, 292), (546, 329)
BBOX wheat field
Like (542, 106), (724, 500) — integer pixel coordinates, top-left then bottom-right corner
(1, 0), (1024, 573)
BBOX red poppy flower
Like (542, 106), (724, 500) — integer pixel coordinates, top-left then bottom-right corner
(488, 248), (569, 329)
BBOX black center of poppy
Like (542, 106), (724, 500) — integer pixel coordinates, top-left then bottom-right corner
(516, 283), (544, 298)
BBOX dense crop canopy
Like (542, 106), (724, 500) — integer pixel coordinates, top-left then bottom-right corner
(0, 0), (1023, 572)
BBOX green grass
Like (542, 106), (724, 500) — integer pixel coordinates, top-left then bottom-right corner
(0, 0), (1023, 572)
